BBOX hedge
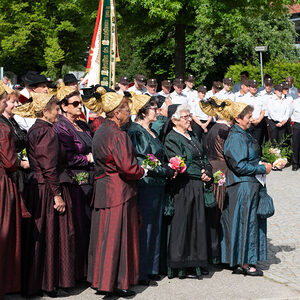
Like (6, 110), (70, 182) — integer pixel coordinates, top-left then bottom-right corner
(225, 60), (300, 88)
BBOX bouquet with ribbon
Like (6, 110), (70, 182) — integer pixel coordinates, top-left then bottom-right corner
(213, 170), (226, 186)
(142, 154), (161, 170)
(168, 156), (187, 173)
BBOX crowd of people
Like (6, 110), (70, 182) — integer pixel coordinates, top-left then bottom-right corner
(0, 69), (298, 298)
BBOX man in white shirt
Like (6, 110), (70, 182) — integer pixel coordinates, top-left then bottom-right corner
(243, 80), (265, 147)
(128, 74), (147, 94)
(267, 84), (290, 144)
(215, 77), (236, 101)
(232, 71), (249, 93)
(117, 76), (129, 95)
(189, 85), (213, 141)
(182, 75), (198, 102)
(206, 81), (223, 99)
(286, 76), (298, 100)
(234, 79), (249, 100)
(144, 78), (159, 96)
(170, 78), (187, 104)
(257, 74), (274, 94)
(290, 88), (300, 171)
(258, 77), (274, 142)
(158, 80), (171, 97)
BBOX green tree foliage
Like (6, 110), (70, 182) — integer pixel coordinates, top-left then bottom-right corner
(0, 0), (99, 79)
(226, 60), (300, 87)
(117, 0), (298, 85)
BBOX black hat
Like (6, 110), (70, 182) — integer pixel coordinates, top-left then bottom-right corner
(223, 77), (233, 85)
(173, 78), (184, 87)
(197, 85), (207, 93)
(264, 78), (273, 86)
(63, 73), (78, 84)
(248, 79), (258, 88)
(118, 76), (129, 85)
(155, 95), (166, 108)
(161, 80), (171, 87)
(22, 71), (49, 86)
(274, 84), (283, 92)
(135, 74), (146, 85)
(282, 82), (289, 90)
(147, 78), (158, 86)
(185, 75), (195, 82)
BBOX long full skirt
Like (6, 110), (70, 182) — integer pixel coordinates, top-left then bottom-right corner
(138, 185), (164, 280)
(87, 197), (139, 292)
(70, 184), (92, 280)
(22, 183), (76, 295)
(0, 175), (22, 299)
(168, 178), (208, 268)
(220, 181), (267, 266)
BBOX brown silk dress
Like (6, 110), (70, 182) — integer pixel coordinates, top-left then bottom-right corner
(0, 122), (22, 299)
(22, 119), (76, 295)
(88, 118), (144, 292)
(206, 122), (230, 212)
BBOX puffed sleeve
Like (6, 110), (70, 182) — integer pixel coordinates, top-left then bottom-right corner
(54, 122), (89, 167)
(0, 124), (17, 173)
(113, 131), (145, 181)
(128, 130), (172, 178)
(224, 132), (266, 176)
(34, 128), (62, 196)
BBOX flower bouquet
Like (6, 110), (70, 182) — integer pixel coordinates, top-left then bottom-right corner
(168, 156), (187, 173)
(73, 171), (89, 185)
(18, 148), (28, 161)
(262, 136), (292, 170)
(142, 154), (161, 170)
(213, 170), (226, 186)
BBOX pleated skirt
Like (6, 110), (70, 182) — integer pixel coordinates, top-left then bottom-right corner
(0, 176), (22, 299)
(22, 182), (76, 295)
(87, 197), (139, 292)
(168, 178), (208, 269)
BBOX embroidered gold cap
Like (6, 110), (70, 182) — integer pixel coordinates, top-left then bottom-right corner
(129, 92), (150, 115)
(13, 92), (54, 118)
(0, 81), (13, 96)
(56, 82), (77, 101)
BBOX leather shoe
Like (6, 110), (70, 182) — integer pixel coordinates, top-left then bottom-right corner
(148, 274), (162, 281)
(243, 266), (263, 276)
(292, 165), (299, 171)
(138, 280), (158, 286)
(114, 289), (136, 297)
(232, 266), (244, 275)
(200, 267), (209, 275)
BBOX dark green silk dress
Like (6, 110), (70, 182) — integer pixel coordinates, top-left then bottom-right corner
(221, 124), (267, 266)
(128, 122), (171, 280)
(164, 129), (212, 271)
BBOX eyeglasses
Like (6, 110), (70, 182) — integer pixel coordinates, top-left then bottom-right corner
(180, 114), (193, 120)
(67, 101), (82, 107)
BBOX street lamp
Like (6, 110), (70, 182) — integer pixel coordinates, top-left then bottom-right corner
(255, 46), (268, 86)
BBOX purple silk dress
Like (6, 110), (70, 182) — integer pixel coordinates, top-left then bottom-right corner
(54, 115), (94, 280)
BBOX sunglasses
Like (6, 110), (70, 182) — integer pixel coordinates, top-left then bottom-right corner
(67, 101), (82, 107)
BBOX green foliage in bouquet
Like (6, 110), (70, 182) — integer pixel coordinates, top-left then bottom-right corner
(262, 135), (292, 164)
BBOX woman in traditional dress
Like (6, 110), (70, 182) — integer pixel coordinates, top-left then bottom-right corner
(221, 103), (272, 276)
(128, 97), (175, 285)
(164, 103), (212, 279)
(87, 90), (145, 297)
(14, 93), (76, 296)
(54, 84), (94, 280)
(0, 82), (23, 300)
(0, 89), (30, 193)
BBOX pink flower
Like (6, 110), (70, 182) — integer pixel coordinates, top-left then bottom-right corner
(169, 157), (181, 170)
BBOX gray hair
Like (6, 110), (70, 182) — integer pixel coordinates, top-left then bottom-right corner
(172, 103), (191, 120)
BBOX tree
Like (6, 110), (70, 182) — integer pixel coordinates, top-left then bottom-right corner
(0, 0), (98, 79)
(117, 0), (298, 82)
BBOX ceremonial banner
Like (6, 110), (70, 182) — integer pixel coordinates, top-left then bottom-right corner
(86, 0), (119, 88)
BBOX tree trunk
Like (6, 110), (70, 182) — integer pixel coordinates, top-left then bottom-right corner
(174, 23), (186, 79)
